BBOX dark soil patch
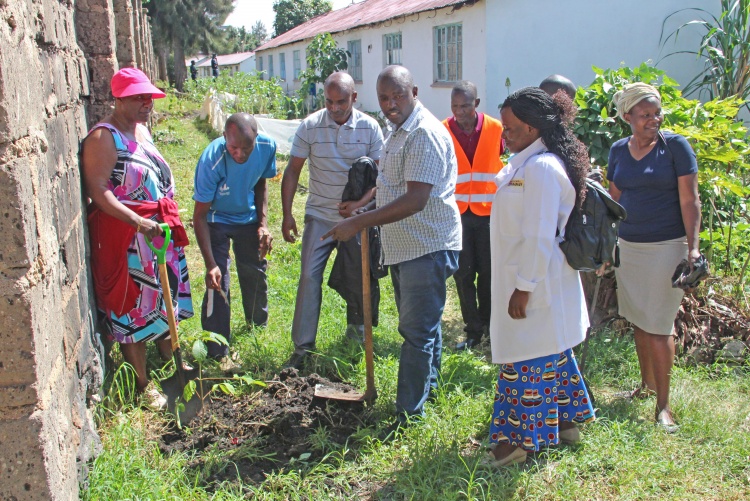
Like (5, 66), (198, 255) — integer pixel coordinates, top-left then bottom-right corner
(159, 368), (375, 488)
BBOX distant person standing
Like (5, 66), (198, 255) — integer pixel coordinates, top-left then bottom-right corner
(442, 81), (504, 350)
(193, 113), (277, 361)
(190, 60), (198, 81)
(539, 74), (577, 99)
(211, 54), (219, 78)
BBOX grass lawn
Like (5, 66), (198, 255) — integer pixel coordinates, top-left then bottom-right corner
(82, 97), (750, 500)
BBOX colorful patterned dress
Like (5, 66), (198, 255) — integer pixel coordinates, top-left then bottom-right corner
(489, 349), (595, 451)
(92, 123), (193, 344)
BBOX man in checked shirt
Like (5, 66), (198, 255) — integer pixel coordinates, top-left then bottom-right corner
(324, 65), (462, 432)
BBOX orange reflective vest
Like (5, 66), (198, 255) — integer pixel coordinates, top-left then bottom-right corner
(443, 115), (504, 216)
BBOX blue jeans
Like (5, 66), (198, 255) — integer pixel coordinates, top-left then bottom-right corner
(390, 250), (459, 420)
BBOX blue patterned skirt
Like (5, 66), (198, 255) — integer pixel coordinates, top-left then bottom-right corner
(489, 348), (595, 451)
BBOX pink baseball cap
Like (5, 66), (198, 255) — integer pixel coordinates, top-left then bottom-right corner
(111, 67), (166, 99)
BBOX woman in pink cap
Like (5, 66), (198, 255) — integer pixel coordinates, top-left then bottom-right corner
(81, 67), (194, 410)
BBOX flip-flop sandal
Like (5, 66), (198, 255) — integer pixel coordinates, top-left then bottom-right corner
(655, 408), (679, 434)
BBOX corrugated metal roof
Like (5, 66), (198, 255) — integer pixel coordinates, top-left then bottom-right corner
(255, 0), (475, 51)
(197, 51), (255, 67)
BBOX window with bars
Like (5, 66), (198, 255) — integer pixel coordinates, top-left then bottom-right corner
(258, 56), (264, 78)
(280, 52), (286, 80)
(383, 32), (402, 66)
(293, 50), (301, 80)
(347, 39), (362, 81)
(434, 24), (462, 83)
(268, 54), (274, 78)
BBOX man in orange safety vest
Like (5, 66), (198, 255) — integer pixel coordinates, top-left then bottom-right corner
(443, 81), (504, 350)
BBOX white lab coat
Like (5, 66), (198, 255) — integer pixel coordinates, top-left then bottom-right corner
(489, 138), (588, 364)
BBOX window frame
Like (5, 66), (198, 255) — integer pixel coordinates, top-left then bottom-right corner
(268, 54), (274, 78)
(280, 52), (286, 80)
(293, 50), (301, 80)
(383, 32), (402, 66)
(433, 23), (463, 83)
(347, 39), (363, 82)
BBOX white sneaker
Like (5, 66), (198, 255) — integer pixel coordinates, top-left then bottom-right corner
(143, 385), (167, 412)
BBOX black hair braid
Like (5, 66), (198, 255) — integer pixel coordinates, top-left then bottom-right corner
(501, 87), (589, 208)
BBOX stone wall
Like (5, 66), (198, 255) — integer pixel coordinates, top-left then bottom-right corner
(0, 0), (155, 498)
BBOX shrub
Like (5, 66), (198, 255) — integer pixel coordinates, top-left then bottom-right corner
(183, 71), (306, 119)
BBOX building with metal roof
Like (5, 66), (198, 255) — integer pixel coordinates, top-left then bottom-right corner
(254, 0), (716, 119)
(190, 51), (256, 79)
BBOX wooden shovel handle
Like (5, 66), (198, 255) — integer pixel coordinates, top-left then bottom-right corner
(156, 261), (180, 352)
(361, 228), (377, 402)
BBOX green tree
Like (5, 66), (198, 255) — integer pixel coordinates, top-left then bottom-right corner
(224, 26), (255, 53)
(298, 32), (348, 109)
(251, 20), (269, 47)
(146, 0), (233, 91)
(272, 0), (332, 37)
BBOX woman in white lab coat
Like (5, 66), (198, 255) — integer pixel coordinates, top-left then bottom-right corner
(485, 87), (595, 467)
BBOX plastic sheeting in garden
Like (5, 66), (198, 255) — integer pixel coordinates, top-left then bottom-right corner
(200, 90), (301, 155)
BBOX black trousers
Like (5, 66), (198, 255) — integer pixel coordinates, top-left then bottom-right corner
(201, 222), (267, 358)
(454, 210), (492, 338)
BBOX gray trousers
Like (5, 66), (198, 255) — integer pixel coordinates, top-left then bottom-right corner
(291, 216), (359, 355)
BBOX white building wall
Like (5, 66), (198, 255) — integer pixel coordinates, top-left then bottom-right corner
(485, 0), (720, 112)
(257, 0), (720, 120)
(258, 41), (309, 95)
(332, 2), (487, 119)
(239, 55), (256, 73)
(255, 3), (486, 119)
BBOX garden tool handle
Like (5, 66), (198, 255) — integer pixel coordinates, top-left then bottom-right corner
(361, 228), (377, 402)
(146, 224), (179, 351)
(144, 223), (171, 265)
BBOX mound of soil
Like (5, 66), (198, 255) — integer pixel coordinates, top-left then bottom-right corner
(159, 368), (375, 487)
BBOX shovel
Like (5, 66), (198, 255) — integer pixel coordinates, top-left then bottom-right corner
(146, 223), (203, 423)
(314, 227), (377, 404)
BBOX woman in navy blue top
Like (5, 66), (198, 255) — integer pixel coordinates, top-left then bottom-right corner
(607, 83), (701, 432)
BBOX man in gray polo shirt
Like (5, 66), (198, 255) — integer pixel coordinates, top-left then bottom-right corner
(324, 65), (461, 428)
(281, 71), (384, 368)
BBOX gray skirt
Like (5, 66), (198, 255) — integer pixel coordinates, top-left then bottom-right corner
(614, 237), (687, 335)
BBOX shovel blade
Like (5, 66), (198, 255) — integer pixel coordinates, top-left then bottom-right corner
(161, 368), (203, 423)
(314, 383), (366, 402)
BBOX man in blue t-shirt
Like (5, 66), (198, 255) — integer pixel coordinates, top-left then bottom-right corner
(193, 113), (277, 360)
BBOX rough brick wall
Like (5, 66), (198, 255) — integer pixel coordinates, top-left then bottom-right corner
(0, 0), (155, 498)
(0, 0), (103, 498)
(75, 0), (119, 127)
